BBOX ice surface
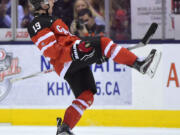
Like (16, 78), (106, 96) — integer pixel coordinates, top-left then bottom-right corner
(1, 126), (180, 135)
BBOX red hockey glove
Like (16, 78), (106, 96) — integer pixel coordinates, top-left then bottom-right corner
(72, 40), (95, 61)
(78, 41), (92, 52)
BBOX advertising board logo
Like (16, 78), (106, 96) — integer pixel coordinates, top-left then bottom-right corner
(0, 49), (21, 81)
(167, 62), (179, 87)
(5, 31), (29, 39)
(0, 49), (12, 72)
(0, 49), (21, 101)
(0, 49), (6, 61)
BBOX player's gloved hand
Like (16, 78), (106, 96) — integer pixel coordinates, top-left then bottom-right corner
(71, 41), (95, 61)
(96, 56), (108, 65)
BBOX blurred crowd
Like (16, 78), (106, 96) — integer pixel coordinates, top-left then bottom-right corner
(0, 0), (131, 40)
(0, 0), (33, 28)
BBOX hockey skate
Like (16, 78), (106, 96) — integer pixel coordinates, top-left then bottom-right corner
(133, 49), (161, 78)
(56, 117), (75, 135)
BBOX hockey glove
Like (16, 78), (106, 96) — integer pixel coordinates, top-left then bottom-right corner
(96, 56), (108, 65)
(72, 40), (95, 61)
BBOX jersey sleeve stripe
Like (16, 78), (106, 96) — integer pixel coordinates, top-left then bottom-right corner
(35, 32), (54, 46)
(40, 40), (57, 54)
(38, 35), (56, 50)
(31, 28), (52, 43)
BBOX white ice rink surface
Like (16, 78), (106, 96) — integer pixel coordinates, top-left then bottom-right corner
(1, 126), (180, 135)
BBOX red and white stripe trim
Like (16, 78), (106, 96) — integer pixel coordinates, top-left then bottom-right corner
(104, 40), (122, 59)
(76, 99), (89, 108)
(40, 40), (57, 54)
(71, 98), (90, 116)
(35, 32), (54, 46)
(71, 104), (83, 115)
(104, 41), (114, 56)
(111, 46), (122, 59)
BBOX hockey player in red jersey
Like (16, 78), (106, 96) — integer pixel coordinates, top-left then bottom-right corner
(28, 0), (161, 135)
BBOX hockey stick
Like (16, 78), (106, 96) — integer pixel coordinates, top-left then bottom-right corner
(127, 23), (158, 50)
(10, 69), (54, 83)
(84, 23), (158, 50)
(0, 69), (54, 101)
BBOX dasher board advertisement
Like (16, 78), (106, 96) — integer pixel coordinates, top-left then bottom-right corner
(0, 29), (30, 41)
(163, 44), (180, 109)
(131, 0), (174, 39)
(0, 45), (132, 108)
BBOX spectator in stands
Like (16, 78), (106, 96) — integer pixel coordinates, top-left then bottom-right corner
(110, 9), (130, 40)
(88, 0), (104, 17)
(0, 0), (24, 28)
(75, 8), (107, 63)
(109, 0), (131, 40)
(75, 8), (105, 37)
(70, 0), (105, 35)
(19, 0), (33, 28)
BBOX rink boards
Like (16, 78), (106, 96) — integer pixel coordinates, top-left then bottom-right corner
(1, 109), (180, 127)
(0, 44), (180, 127)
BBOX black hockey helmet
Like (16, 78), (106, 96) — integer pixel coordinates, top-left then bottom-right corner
(29, 0), (49, 10)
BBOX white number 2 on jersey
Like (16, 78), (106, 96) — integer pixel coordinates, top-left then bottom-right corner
(33, 22), (41, 33)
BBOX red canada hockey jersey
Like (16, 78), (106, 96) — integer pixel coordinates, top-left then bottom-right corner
(28, 14), (80, 77)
